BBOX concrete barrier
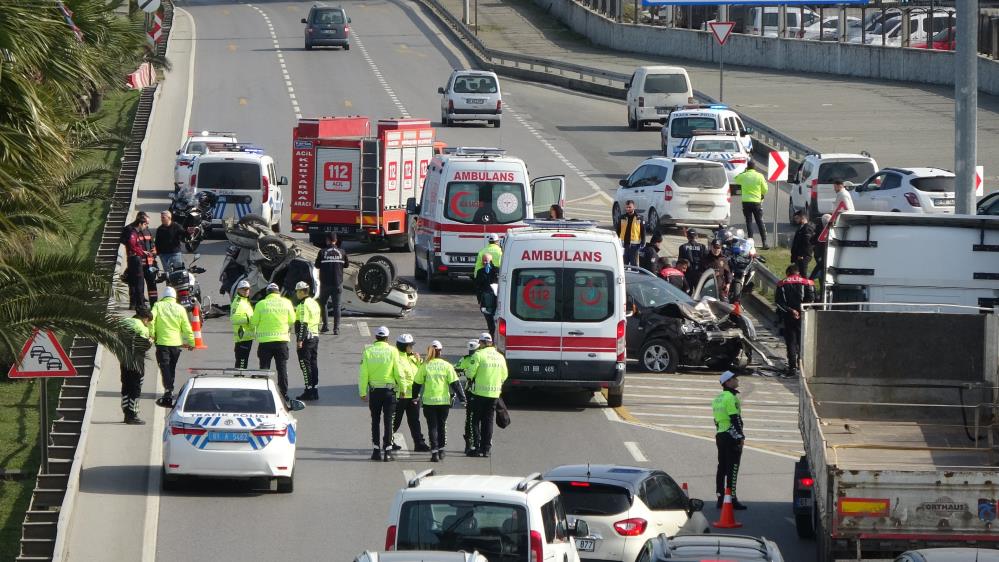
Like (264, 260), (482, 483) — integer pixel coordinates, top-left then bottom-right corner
(537, 0), (999, 95)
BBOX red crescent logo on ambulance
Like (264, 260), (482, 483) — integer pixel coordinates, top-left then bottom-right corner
(580, 286), (601, 306)
(449, 191), (472, 219)
(522, 278), (546, 310)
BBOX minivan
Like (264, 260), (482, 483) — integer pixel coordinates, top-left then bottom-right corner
(746, 6), (818, 37)
(625, 66), (694, 131)
(438, 70), (503, 128)
(612, 157), (731, 231)
(189, 143), (286, 232)
(302, 6), (351, 50)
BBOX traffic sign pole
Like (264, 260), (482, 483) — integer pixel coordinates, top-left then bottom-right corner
(719, 41), (724, 102)
(39, 381), (48, 474)
(709, 22), (735, 103)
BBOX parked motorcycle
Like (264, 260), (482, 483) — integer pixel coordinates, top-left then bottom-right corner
(712, 226), (766, 305)
(165, 254), (206, 311)
(169, 189), (218, 253)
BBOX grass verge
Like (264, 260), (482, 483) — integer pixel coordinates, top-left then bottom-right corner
(0, 88), (140, 562)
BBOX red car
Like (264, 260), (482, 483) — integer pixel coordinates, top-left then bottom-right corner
(912, 26), (955, 50)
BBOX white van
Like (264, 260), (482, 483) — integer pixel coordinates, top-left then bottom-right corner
(661, 105), (751, 158)
(746, 6), (818, 37)
(625, 66), (694, 131)
(189, 143), (286, 232)
(408, 148), (565, 290)
(494, 220), (626, 407)
(612, 157), (731, 231)
(789, 153), (878, 221)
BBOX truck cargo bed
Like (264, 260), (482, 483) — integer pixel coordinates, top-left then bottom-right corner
(818, 417), (993, 469)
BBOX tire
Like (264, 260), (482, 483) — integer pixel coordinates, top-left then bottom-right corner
(271, 219), (281, 234)
(184, 239), (201, 253)
(405, 228), (415, 253)
(304, 42), (312, 51)
(239, 213), (269, 230)
(647, 208), (660, 235)
(607, 384), (624, 408)
(344, 43), (350, 51)
(640, 338), (678, 373)
(161, 467), (181, 492)
(628, 110), (637, 130)
(365, 255), (397, 281)
(611, 203), (622, 227)
(259, 235), (289, 269)
(636, 119), (645, 131)
(440, 112), (450, 127)
(414, 251), (425, 278)
(276, 472), (294, 493)
(493, 119), (501, 128)
(357, 261), (392, 299)
(424, 251), (440, 291)
(796, 511), (816, 539)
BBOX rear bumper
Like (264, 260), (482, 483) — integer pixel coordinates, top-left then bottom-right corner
(306, 34), (348, 46)
(505, 360), (625, 390)
(659, 213), (730, 228)
(635, 106), (675, 122)
(447, 110), (502, 120)
(163, 440), (295, 478)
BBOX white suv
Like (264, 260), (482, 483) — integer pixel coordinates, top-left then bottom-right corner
(789, 153), (878, 222)
(852, 167), (956, 214)
(385, 471), (588, 562)
(612, 157), (730, 232)
(438, 70), (503, 128)
(174, 130), (238, 193)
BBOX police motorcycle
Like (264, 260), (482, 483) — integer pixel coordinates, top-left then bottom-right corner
(169, 187), (218, 253)
(164, 254), (206, 311)
(712, 227), (766, 306)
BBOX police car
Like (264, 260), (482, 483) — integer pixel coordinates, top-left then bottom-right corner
(189, 143), (287, 232)
(661, 105), (751, 159)
(173, 130), (238, 193)
(162, 369), (304, 493)
(680, 130), (750, 187)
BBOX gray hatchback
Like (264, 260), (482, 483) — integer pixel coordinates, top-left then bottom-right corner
(302, 6), (350, 50)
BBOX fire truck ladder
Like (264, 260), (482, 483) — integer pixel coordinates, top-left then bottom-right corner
(359, 138), (381, 233)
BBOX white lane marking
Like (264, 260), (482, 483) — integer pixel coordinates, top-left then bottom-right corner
(629, 393), (797, 406)
(657, 423), (800, 434)
(626, 384), (797, 398)
(627, 403), (797, 415)
(358, 321), (370, 337)
(630, 411), (798, 424)
(178, 8), (197, 145)
(247, 4), (302, 119)
(603, 407), (619, 421)
(624, 441), (648, 463)
(617, 417), (800, 460)
(403, 470), (417, 483)
(352, 33), (410, 118)
(393, 432), (409, 456)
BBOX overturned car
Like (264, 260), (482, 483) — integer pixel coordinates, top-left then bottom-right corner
(625, 266), (753, 373)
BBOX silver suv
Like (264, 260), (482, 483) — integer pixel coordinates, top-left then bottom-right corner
(438, 70), (503, 128)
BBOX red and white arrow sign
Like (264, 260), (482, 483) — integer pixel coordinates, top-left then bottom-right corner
(709, 21), (736, 46)
(768, 150), (788, 182)
(976, 165), (984, 196)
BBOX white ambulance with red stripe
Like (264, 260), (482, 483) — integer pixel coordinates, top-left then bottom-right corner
(494, 220), (627, 407)
(408, 147), (565, 289)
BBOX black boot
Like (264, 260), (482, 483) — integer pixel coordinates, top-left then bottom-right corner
(309, 387), (319, 400)
(466, 448), (478, 457)
(124, 412), (146, 425)
(716, 495), (723, 509)
(391, 443), (403, 451)
(320, 325), (329, 333)
(731, 498), (748, 510)
(415, 442), (431, 452)
(155, 391), (174, 408)
(370, 448), (381, 461)
(431, 452), (440, 462)
(383, 449), (396, 462)
(296, 389), (311, 400)
(438, 450), (446, 460)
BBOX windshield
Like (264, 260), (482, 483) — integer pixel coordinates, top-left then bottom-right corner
(912, 176), (955, 192)
(670, 117), (718, 139)
(690, 139), (740, 152)
(183, 388), (276, 414)
(627, 272), (695, 308)
(453, 75), (499, 94)
(818, 161), (877, 184)
(397, 501), (527, 562)
(196, 162), (261, 190)
(672, 163), (728, 189)
(643, 73), (688, 94)
(444, 182), (524, 224)
(186, 141), (208, 155)
(554, 482), (632, 516)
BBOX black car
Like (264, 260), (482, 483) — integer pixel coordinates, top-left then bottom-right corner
(978, 191), (999, 216)
(637, 534), (785, 562)
(302, 6), (351, 50)
(625, 266), (749, 373)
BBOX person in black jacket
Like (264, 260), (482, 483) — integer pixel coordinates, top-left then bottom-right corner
(678, 229), (707, 289)
(475, 253), (499, 338)
(775, 264), (815, 377)
(638, 232), (663, 272)
(789, 211), (816, 281)
(315, 232), (347, 334)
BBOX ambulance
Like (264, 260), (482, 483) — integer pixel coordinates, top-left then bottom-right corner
(408, 147), (565, 290)
(493, 220), (627, 408)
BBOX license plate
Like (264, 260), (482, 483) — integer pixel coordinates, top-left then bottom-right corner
(208, 431), (249, 442)
(796, 497), (813, 508)
(575, 539), (595, 552)
(655, 106), (670, 115)
(449, 254), (477, 264)
(320, 225), (356, 234)
(688, 203), (715, 212)
(934, 198), (955, 205)
(466, 98), (486, 104)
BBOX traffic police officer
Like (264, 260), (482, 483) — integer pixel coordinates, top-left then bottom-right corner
(713, 371), (747, 510)
(359, 326), (402, 461)
(294, 281), (321, 401)
(231, 279), (254, 369)
(413, 340), (466, 462)
(392, 334), (430, 452)
(250, 283), (296, 402)
(466, 333), (508, 458)
(150, 286), (194, 408)
(733, 162), (770, 249)
(473, 233), (503, 277)
(121, 305), (153, 424)
(455, 340), (480, 455)
(315, 232), (347, 334)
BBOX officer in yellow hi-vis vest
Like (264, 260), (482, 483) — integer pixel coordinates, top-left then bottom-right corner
(413, 340), (465, 462)
(150, 286), (195, 408)
(455, 340), (480, 455)
(121, 306), (153, 424)
(231, 280), (255, 369)
(466, 332), (508, 458)
(359, 326), (401, 461)
(250, 283), (296, 402)
(294, 281), (322, 401)
(713, 371), (747, 510)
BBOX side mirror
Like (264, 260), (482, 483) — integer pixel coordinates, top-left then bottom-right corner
(348, 17), (352, 23)
(278, 176), (289, 186)
(406, 197), (420, 215)
(437, 87), (446, 94)
(688, 498), (704, 512)
(569, 519), (589, 537)
(301, 18), (307, 23)
(176, 149), (181, 155)
(289, 399), (306, 411)
(619, 178), (630, 187)
(624, 81), (631, 89)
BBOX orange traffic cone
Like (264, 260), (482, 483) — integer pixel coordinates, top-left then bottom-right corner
(712, 488), (743, 529)
(190, 301), (208, 350)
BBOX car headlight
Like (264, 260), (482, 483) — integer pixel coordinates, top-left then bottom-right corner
(680, 321), (704, 334)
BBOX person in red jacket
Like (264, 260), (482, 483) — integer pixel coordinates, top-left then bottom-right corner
(123, 213), (151, 309)
(775, 264), (815, 377)
(659, 258), (690, 293)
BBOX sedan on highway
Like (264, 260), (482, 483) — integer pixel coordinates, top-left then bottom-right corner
(851, 167), (956, 214)
(543, 465), (709, 562)
(635, 533), (785, 562)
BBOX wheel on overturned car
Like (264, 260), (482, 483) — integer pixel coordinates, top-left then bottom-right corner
(258, 235), (289, 269)
(238, 213), (270, 231)
(356, 261), (392, 302)
(365, 255), (397, 281)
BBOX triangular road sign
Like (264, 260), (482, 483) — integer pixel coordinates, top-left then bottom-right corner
(8, 330), (78, 378)
(710, 21), (736, 46)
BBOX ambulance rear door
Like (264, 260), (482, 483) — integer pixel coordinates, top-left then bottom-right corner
(530, 175), (566, 219)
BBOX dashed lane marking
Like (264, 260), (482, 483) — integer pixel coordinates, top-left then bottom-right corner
(357, 321), (370, 337)
(624, 441), (648, 463)
(247, 4), (302, 119)
(353, 34), (410, 118)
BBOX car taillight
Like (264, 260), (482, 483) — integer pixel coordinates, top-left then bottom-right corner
(262, 175), (270, 203)
(344, 25), (350, 34)
(307, 26), (313, 32)
(250, 424), (287, 437)
(638, 96), (645, 107)
(799, 477), (815, 488)
(498, 317), (507, 337)
(190, 174), (197, 188)
(904, 192), (921, 207)
(728, 157), (747, 165)
(178, 159), (191, 167)
(385, 525), (397, 550)
(530, 530), (543, 562)
(616, 319), (626, 361)
(496, 100), (502, 111)
(613, 518), (648, 536)
(170, 422), (206, 436)
(448, 100), (454, 112)
(664, 185), (673, 201)
(570, 481), (591, 487)
(432, 235), (441, 252)
(810, 178), (818, 200)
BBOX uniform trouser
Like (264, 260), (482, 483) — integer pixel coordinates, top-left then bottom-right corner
(715, 432), (744, 497)
(470, 395), (497, 453)
(794, 258), (811, 281)
(463, 394), (478, 450)
(422, 405), (450, 452)
(368, 388), (396, 450)
(155, 345), (182, 392)
(126, 256), (146, 309)
(741, 202), (767, 244)
(120, 359), (144, 416)
(234, 340), (253, 369)
(482, 312), (496, 339)
(258, 341), (290, 397)
(782, 315), (802, 373)
(393, 397), (426, 445)
(296, 337), (319, 387)
(143, 264), (158, 305)
(318, 285), (342, 330)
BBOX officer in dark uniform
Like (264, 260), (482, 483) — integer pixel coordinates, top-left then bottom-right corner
(315, 232), (347, 334)
(678, 229), (707, 288)
(775, 264), (815, 377)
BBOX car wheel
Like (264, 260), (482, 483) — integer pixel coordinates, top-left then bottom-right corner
(304, 42), (312, 51)
(611, 203), (621, 226)
(271, 220), (281, 234)
(425, 252), (440, 291)
(628, 110), (637, 130)
(344, 43), (350, 51)
(276, 472), (294, 493)
(414, 250), (425, 277)
(440, 112), (450, 127)
(636, 119), (644, 131)
(405, 228), (415, 253)
(640, 338), (678, 373)
(493, 119), (501, 128)
(238, 213), (270, 231)
(357, 261), (392, 301)
(647, 207), (660, 235)
(259, 235), (289, 268)
(161, 467), (181, 492)
(365, 255), (397, 281)
(607, 384), (623, 408)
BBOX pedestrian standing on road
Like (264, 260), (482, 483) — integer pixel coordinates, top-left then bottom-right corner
(639, 232), (663, 272)
(391, 334), (431, 453)
(294, 281), (321, 401)
(231, 279), (254, 369)
(315, 232), (347, 335)
(250, 283), (296, 402)
(465, 332), (508, 458)
(678, 229), (707, 288)
(705, 240), (733, 301)
(790, 210), (816, 280)
(660, 259), (691, 293)
(137, 215), (159, 305)
(123, 213), (150, 310)
(713, 371), (747, 510)
(473, 233), (503, 277)
(832, 179), (855, 212)
(155, 210), (185, 273)
(809, 214), (832, 283)
(413, 340), (465, 462)
(150, 286), (194, 408)
(548, 204), (564, 219)
(455, 340), (480, 455)
(475, 252), (499, 338)
(617, 200), (645, 267)
(121, 305), (153, 424)
(775, 264), (815, 377)
(733, 162), (770, 249)
(359, 326), (401, 462)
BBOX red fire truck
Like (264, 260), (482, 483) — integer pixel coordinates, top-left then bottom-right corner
(289, 116), (436, 249)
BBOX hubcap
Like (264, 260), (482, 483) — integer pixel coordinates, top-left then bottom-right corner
(643, 344), (671, 372)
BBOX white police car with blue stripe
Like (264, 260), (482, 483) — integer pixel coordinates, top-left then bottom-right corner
(162, 369), (304, 493)
(188, 143), (287, 233)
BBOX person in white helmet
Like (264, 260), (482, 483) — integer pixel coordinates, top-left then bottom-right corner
(150, 286), (194, 408)
(391, 333), (430, 452)
(359, 326), (401, 461)
(294, 281), (322, 401)
(712, 371), (747, 510)
(231, 279), (254, 369)
(250, 283), (296, 402)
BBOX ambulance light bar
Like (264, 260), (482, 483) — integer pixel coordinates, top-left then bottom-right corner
(691, 129), (738, 136)
(188, 130), (237, 137)
(204, 142), (265, 154)
(188, 368), (274, 379)
(523, 219), (599, 230)
(445, 146), (506, 157)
